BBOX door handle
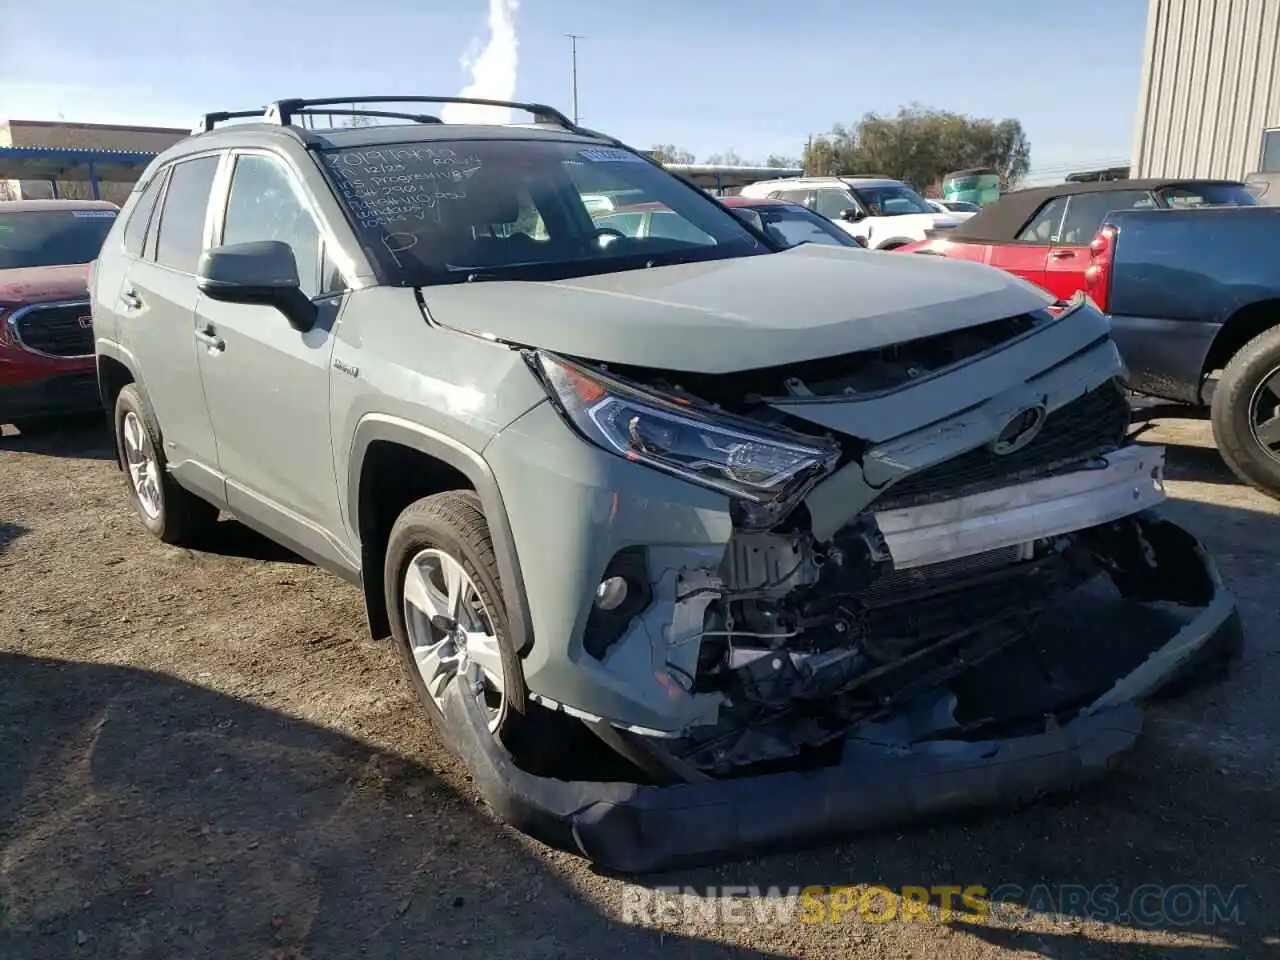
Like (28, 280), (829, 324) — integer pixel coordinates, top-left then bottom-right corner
(194, 324), (225, 352)
(1050, 249), (1077, 259)
(121, 288), (142, 309)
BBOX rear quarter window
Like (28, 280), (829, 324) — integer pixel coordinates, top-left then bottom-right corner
(122, 171), (167, 259)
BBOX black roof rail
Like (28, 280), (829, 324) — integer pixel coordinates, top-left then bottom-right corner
(191, 96), (646, 155)
(293, 108), (444, 125)
(192, 109), (269, 134)
(264, 96), (579, 131)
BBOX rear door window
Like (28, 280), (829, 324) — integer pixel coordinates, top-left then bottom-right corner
(770, 189), (812, 207)
(153, 155), (220, 274)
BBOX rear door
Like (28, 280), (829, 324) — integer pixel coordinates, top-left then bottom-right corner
(114, 152), (224, 502)
(1045, 189), (1154, 301)
(987, 195), (1068, 288)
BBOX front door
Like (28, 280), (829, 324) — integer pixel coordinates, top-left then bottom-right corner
(193, 149), (352, 570)
(114, 154), (224, 502)
(992, 195), (1070, 290)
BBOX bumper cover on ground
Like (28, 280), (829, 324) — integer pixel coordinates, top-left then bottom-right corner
(444, 575), (1242, 875)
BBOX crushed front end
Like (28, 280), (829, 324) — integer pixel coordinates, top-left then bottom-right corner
(472, 295), (1242, 872)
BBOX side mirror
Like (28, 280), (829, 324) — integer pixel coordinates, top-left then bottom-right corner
(197, 240), (316, 333)
(838, 208), (865, 223)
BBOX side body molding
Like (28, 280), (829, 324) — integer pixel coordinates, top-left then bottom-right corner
(345, 413), (536, 657)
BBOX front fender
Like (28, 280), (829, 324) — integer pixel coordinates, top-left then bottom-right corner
(344, 413), (536, 656)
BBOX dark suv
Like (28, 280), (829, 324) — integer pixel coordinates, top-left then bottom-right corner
(0, 199), (118, 432)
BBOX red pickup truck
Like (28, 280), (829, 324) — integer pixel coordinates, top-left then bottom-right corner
(0, 199), (118, 434)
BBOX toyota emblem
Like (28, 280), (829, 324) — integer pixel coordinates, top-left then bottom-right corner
(77, 315), (93, 329)
(990, 405), (1047, 455)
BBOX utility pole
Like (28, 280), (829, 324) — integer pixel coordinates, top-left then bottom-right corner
(564, 33), (584, 124)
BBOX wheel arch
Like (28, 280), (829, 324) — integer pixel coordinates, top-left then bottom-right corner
(95, 341), (144, 471)
(1200, 299), (1280, 402)
(347, 415), (534, 657)
(873, 237), (916, 251)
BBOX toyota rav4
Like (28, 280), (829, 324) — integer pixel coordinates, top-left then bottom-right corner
(90, 96), (1242, 873)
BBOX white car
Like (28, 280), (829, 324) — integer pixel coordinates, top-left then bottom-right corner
(927, 198), (979, 221)
(738, 176), (961, 249)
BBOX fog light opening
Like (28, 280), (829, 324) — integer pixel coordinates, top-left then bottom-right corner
(595, 576), (629, 612)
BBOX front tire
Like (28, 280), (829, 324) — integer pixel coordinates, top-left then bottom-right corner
(113, 384), (219, 543)
(384, 491), (564, 772)
(1211, 325), (1280, 499)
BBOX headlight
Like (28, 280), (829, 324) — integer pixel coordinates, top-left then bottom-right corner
(532, 352), (841, 519)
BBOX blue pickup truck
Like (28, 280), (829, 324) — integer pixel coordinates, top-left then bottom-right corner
(1101, 205), (1280, 496)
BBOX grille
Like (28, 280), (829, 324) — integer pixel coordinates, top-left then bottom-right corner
(873, 378), (1130, 510)
(13, 301), (95, 358)
(857, 544), (1024, 607)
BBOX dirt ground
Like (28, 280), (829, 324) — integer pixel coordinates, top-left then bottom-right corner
(0, 415), (1276, 959)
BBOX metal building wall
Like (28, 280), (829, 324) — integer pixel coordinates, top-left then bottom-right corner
(1131, 0), (1280, 180)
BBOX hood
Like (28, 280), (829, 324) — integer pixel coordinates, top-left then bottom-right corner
(0, 264), (90, 307)
(422, 244), (1052, 374)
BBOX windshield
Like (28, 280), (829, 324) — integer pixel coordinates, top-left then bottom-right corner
(0, 209), (117, 269)
(318, 139), (770, 284)
(944, 200), (981, 213)
(1157, 182), (1259, 208)
(740, 203), (861, 249)
(849, 183), (934, 216)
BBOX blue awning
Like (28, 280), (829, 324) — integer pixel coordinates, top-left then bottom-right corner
(0, 146), (158, 199)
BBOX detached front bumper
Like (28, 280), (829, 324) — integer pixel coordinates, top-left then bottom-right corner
(443, 529), (1242, 874)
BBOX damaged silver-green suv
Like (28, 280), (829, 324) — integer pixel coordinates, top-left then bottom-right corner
(91, 96), (1243, 872)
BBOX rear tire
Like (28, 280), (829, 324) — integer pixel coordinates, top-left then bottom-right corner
(1210, 324), (1280, 499)
(113, 384), (219, 543)
(384, 490), (566, 773)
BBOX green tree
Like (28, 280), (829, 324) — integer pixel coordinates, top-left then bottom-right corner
(648, 144), (695, 164)
(703, 149), (749, 166)
(802, 105), (1030, 191)
(764, 154), (800, 169)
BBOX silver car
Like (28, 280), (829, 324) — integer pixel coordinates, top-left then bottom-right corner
(90, 96), (1242, 873)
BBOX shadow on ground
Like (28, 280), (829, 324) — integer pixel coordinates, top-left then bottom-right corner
(0, 653), (783, 959)
(1147, 437), (1241, 487)
(188, 519), (313, 566)
(1, 415), (116, 462)
(0, 523), (28, 557)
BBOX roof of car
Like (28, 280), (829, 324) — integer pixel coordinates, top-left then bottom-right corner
(158, 120), (613, 171)
(719, 196), (791, 206)
(0, 199), (119, 213)
(948, 177), (1247, 242)
(755, 176), (903, 189)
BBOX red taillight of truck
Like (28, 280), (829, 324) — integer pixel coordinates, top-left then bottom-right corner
(1085, 223), (1117, 313)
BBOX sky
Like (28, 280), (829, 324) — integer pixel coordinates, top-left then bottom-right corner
(0, 0), (1151, 182)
